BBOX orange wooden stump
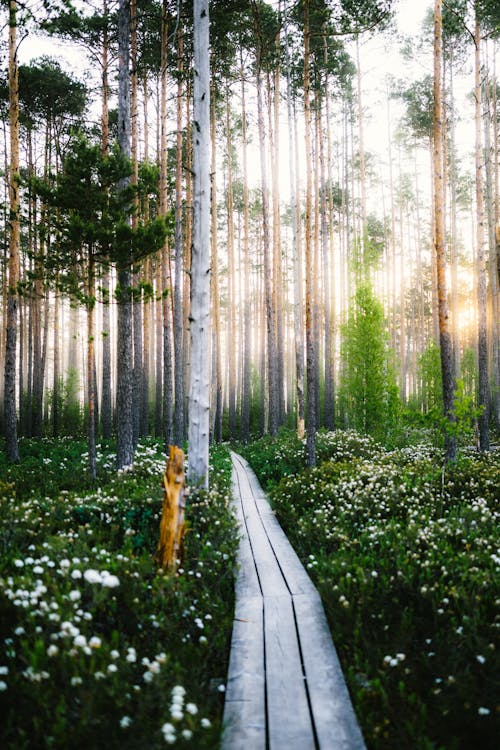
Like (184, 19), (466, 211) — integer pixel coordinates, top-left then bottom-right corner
(156, 445), (187, 572)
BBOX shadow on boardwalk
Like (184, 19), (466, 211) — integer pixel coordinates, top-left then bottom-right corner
(222, 452), (366, 750)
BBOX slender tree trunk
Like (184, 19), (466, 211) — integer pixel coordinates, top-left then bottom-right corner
(4, 0), (20, 461)
(448, 58), (460, 373)
(142, 258), (151, 435)
(116, 0), (134, 469)
(433, 0), (456, 461)
(304, 0), (316, 466)
(254, 15), (278, 436)
(53, 283), (60, 436)
(188, 0), (211, 488)
(474, 14), (490, 451)
(88, 266), (97, 480)
(320, 101), (334, 430)
(160, 0), (172, 446)
(100, 0), (112, 439)
(226, 93), (237, 437)
(173, 28), (185, 446)
(210, 88), (223, 442)
(240, 60), (251, 442)
(101, 270), (112, 439)
(484, 50), (500, 430)
(271, 53), (285, 425)
(154, 258), (162, 436)
(284, 5), (304, 438)
(183, 85), (193, 438)
(130, 0), (142, 448)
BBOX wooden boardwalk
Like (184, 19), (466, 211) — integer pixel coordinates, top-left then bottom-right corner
(222, 452), (366, 750)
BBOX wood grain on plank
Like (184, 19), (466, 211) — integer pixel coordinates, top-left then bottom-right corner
(294, 593), (367, 750)
(222, 595), (266, 750)
(264, 594), (316, 750)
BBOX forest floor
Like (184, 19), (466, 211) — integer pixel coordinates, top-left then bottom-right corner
(0, 430), (498, 749)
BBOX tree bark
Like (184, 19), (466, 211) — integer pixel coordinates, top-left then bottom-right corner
(88, 266), (97, 480)
(4, 0), (20, 461)
(160, 0), (172, 446)
(116, 0), (134, 469)
(173, 27), (185, 446)
(433, 0), (456, 461)
(210, 88), (223, 442)
(304, 0), (316, 466)
(188, 0), (211, 488)
(130, 0), (142, 448)
(240, 59), (251, 443)
(284, 5), (304, 439)
(226, 93), (237, 437)
(254, 12), (278, 436)
(474, 14), (490, 451)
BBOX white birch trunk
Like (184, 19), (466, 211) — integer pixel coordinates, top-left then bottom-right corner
(188, 0), (210, 488)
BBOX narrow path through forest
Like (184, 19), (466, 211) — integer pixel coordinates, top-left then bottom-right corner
(221, 452), (366, 750)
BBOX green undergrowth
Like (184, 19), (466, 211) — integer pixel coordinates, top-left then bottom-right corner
(0, 438), (238, 749)
(241, 430), (499, 750)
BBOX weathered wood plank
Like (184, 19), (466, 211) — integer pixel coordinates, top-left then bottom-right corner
(243, 504), (289, 597)
(254, 499), (314, 596)
(231, 482), (261, 600)
(222, 595), (266, 750)
(225, 452), (367, 750)
(264, 594), (316, 750)
(293, 593), (367, 750)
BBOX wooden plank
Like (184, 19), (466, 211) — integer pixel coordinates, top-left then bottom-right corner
(222, 595), (266, 750)
(264, 594), (316, 750)
(255, 499), (314, 596)
(232, 486), (261, 600)
(293, 593), (367, 750)
(243, 504), (289, 597)
(232, 454), (255, 499)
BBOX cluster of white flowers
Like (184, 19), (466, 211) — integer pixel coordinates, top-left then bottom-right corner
(83, 569), (120, 588)
(383, 653), (406, 668)
(159, 685), (211, 744)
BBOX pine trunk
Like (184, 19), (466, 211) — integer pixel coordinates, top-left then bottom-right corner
(226, 94), (237, 437)
(474, 16), (490, 451)
(304, 1), (316, 466)
(160, 0), (172, 446)
(210, 91), (222, 442)
(254, 37), (278, 436)
(284, 6), (304, 438)
(240, 62), (251, 442)
(116, 0), (134, 469)
(4, 0), (20, 461)
(173, 29), (185, 446)
(433, 0), (456, 462)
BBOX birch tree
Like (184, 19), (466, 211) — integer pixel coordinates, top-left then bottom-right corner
(188, 0), (210, 488)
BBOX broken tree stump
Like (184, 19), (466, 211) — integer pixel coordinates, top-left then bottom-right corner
(157, 445), (187, 572)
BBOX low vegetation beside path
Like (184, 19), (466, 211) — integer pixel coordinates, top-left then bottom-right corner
(242, 429), (499, 750)
(0, 439), (238, 749)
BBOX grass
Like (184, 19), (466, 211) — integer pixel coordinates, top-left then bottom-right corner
(241, 429), (499, 750)
(0, 438), (238, 749)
